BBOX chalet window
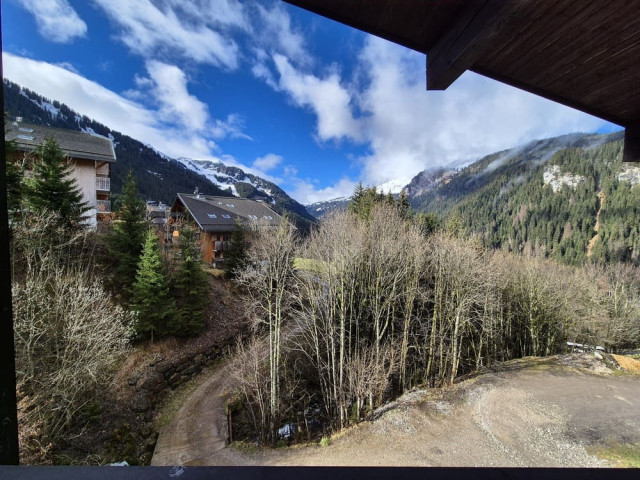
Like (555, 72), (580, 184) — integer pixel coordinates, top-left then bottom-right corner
(207, 213), (217, 219)
(222, 214), (231, 219)
(248, 214), (258, 220)
(264, 215), (273, 220)
(226, 203), (235, 208)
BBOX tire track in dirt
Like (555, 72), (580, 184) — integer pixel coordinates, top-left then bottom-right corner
(151, 364), (242, 466)
(152, 355), (639, 467)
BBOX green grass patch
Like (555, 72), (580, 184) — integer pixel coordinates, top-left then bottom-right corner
(589, 443), (640, 467)
(202, 266), (226, 278)
(231, 440), (259, 453)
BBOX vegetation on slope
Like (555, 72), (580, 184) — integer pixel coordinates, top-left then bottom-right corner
(3, 79), (234, 203)
(4, 79), (315, 233)
(412, 133), (640, 265)
(228, 197), (640, 444)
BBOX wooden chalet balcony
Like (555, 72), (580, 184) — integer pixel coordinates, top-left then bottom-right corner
(96, 176), (110, 191)
(96, 200), (111, 213)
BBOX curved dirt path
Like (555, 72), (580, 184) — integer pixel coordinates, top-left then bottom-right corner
(152, 355), (640, 467)
(151, 364), (243, 466)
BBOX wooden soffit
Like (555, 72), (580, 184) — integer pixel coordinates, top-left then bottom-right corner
(284, 0), (640, 160)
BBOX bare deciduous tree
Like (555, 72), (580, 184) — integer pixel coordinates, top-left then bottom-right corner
(234, 218), (298, 439)
(10, 212), (130, 463)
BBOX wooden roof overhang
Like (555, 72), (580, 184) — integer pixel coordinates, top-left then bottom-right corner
(283, 0), (640, 161)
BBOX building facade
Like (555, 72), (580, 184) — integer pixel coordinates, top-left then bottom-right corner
(170, 192), (283, 266)
(5, 120), (116, 227)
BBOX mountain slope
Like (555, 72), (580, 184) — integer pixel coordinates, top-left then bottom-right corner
(410, 131), (640, 265)
(178, 157), (316, 227)
(306, 169), (456, 220)
(3, 79), (315, 231)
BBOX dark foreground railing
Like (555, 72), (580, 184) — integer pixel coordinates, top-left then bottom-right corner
(1, 467), (639, 480)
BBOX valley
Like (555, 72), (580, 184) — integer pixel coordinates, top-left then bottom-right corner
(5, 79), (640, 468)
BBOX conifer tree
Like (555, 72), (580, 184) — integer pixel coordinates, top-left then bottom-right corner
(415, 212), (441, 236)
(172, 225), (209, 336)
(349, 182), (366, 217)
(5, 140), (23, 218)
(385, 192), (395, 206)
(130, 230), (175, 341)
(224, 221), (248, 278)
(25, 137), (89, 229)
(445, 211), (465, 238)
(397, 189), (412, 219)
(107, 171), (147, 297)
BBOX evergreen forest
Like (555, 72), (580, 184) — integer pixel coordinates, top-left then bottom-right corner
(412, 133), (640, 265)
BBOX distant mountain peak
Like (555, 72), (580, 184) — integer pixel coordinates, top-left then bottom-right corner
(3, 78), (316, 231)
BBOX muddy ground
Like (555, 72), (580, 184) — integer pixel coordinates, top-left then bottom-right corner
(152, 354), (640, 467)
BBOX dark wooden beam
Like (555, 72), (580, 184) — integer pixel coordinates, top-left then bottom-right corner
(623, 122), (640, 163)
(283, 0), (427, 53)
(426, 1), (514, 90)
(471, 66), (627, 127)
(0, 6), (21, 465)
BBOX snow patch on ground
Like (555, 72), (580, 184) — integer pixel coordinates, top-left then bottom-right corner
(377, 177), (412, 195)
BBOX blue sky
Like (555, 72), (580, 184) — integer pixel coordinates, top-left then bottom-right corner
(2, 0), (620, 204)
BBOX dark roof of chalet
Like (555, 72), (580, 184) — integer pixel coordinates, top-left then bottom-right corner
(173, 193), (282, 233)
(284, 0), (640, 161)
(5, 121), (116, 163)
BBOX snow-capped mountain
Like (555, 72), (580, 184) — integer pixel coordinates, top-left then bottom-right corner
(4, 79), (316, 231)
(305, 177), (413, 219)
(176, 157), (316, 225)
(305, 196), (351, 219)
(376, 177), (414, 195)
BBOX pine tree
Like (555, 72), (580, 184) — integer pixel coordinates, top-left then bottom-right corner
(25, 137), (89, 229)
(385, 192), (395, 206)
(445, 211), (465, 238)
(224, 221), (248, 278)
(130, 230), (175, 341)
(107, 171), (147, 298)
(415, 212), (441, 236)
(349, 182), (366, 217)
(172, 225), (209, 336)
(5, 140), (23, 217)
(397, 189), (412, 219)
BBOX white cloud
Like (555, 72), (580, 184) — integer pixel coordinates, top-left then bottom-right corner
(251, 48), (279, 89)
(92, 0), (246, 69)
(353, 37), (610, 186)
(252, 35), (612, 202)
(17, 0), (87, 43)
(288, 176), (358, 205)
(211, 114), (252, 141)
(2, 53), (243, 160)
(254, 4), (308, 66)
(143, 60), (210, 132)
(53, 61), (80, 74)
(253, 153), (283, 171)
(273, 54), (362, 142)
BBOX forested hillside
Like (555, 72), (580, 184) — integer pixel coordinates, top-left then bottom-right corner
(3, 80), (315, 231)
(3, 80), (232, 205)
(412, 132), (640, 265)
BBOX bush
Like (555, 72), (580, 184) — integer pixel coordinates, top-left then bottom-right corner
(11, 212), (131, 463)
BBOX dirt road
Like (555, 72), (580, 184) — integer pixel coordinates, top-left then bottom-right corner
(151, 365), (241, 466)
(152, 354), (640, 467)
